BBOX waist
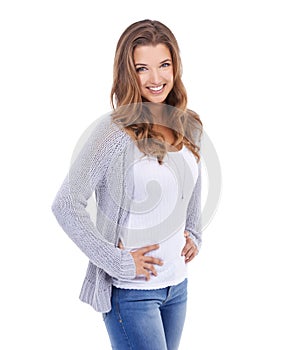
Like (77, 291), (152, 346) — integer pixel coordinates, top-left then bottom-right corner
(113, 229), (187, 289)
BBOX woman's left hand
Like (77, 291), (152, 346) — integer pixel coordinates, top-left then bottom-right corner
(181, 231), (198, 263)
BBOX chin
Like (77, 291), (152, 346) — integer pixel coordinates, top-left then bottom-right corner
(145, 95), (168, 104)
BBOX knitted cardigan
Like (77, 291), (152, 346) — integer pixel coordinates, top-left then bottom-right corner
(51, 113), (202, 313)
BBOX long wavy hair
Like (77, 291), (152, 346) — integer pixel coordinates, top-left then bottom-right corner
(110, 19), (203, 165)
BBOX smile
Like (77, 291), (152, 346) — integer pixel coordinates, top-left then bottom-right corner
(147, 84), (165, 93)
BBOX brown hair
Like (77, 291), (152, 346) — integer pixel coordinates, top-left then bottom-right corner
(110, 19), (203, 165)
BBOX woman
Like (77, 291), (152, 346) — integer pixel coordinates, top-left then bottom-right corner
(52, 19), (203, 350)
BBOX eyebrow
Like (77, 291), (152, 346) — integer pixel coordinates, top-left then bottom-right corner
(134, 58), (172, 66)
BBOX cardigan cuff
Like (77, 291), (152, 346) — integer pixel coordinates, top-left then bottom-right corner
(118, 250), (136, 280)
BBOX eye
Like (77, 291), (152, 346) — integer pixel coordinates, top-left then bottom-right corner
(161, 62), (171, 68)
(136, 66), (147, 73)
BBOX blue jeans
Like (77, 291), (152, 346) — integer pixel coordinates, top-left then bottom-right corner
(103, 278), (188, 350)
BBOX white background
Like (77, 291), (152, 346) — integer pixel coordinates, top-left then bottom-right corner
(1, 0), (290, 349)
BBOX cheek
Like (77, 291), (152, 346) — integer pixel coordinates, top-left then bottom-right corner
(164, 70), (174, 84)
(138, 75), (147, 88)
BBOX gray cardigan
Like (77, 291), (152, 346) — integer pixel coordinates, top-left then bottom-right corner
(51, 113), (202, 313)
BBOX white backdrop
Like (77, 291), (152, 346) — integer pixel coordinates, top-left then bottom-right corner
(1, 0), (290, 349)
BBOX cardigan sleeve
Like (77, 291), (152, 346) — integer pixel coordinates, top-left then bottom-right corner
(51, 117), (136, 280)
(185, 160), (202, 252)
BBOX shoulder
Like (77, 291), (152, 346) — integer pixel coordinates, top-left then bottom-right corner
(70, 113), (134, 169)
(84, 113), (132, 151)
(91, 112), (127, 138)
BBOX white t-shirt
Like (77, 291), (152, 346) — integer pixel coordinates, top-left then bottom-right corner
(113, 144), (199, 289)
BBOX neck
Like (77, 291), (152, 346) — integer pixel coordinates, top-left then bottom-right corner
(146, 102), (169, 127)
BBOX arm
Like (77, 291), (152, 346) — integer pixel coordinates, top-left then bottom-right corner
(185, 160), (202, 252)
(51, 118), (136, 280)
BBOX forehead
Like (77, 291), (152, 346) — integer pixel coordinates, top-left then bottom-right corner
(133, 44), (171, 63)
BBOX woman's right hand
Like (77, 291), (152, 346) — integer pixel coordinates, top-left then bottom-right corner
(119, 241), (163, 281)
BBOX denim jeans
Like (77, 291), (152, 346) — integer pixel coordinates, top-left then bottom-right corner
(103, 278), (188, 350)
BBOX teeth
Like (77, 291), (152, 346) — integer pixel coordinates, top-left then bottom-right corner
(149, 85), (163, 91)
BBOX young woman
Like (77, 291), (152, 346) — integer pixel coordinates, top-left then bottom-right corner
(52, 19), (203, 350)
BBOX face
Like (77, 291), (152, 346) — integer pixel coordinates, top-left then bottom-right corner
(133, 44), (174, 103)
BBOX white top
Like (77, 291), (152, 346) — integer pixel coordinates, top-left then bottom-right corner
(113, 144), (199, 289)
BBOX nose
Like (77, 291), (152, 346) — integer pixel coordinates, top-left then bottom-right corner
(149, 68), (162, 85)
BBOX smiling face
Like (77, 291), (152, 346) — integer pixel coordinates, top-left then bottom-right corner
(133, 44), (174, 103)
